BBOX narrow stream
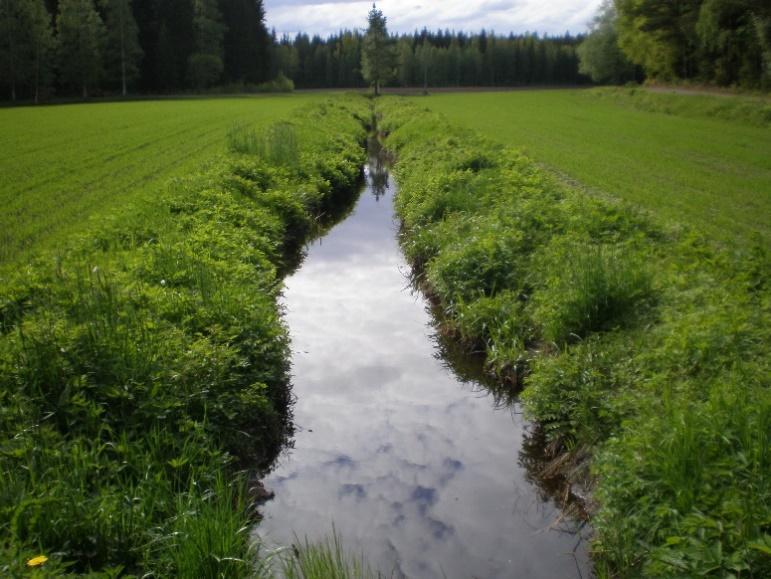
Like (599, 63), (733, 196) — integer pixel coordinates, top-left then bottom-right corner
(257, 143), (591, 578)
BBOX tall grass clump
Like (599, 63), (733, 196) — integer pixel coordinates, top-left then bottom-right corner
(0, 96), (368, 575)
(228, 121), (300, 167)
(379, 98), (770, 577)
(282, 532), (380, 579)
(532, 240), (654, 343)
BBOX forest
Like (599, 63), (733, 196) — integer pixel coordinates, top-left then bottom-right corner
(579, 0), (771, 87)
(2, 0), (770, 102)
(270, 30), (586, 89)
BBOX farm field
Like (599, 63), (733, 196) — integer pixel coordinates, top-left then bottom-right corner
(418, 88), (771, 247)
(0, 88), (768, 578)
(0, 94), (322, 264)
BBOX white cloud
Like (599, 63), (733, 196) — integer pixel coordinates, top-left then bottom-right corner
(264, 0), (603, 38)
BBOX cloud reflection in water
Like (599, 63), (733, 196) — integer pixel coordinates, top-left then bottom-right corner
(256, 157), (589, 579)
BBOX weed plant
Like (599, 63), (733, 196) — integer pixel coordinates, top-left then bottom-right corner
(380, 98), (770, 577)
(0, 96), (368, 574)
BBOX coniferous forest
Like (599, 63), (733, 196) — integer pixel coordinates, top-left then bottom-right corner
(270, 30), (586, 90)
(2, 0), (769, 101)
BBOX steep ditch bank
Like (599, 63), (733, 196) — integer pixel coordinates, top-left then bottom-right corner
(378, 98), (770, 577)
(0, 97), (369, 575)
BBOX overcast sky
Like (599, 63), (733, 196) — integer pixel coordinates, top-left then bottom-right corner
(264, 0), (603, 39)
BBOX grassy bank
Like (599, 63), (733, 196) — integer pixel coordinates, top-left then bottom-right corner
(417, 88), (771, 247)
(0, 94), (322, 265)
(379, 98), (770, 577)
(0, 96), (368, 575)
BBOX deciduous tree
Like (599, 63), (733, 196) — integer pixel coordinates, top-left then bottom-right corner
(57, 0), (105, 98)
(0, 0), (53, 101)
(578, 1), (637, 83)
(103, 0), (142, 96)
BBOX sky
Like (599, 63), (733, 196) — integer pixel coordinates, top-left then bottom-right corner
(264, 0), (604, 39)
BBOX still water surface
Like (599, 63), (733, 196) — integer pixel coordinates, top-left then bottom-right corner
(257, 150), (591, 578)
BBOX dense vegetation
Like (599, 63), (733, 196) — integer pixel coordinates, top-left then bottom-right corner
(420, 88), (771, 247)
(0, 0), (273, 100)
(380, 97), (769, 577)
(0, 0), (587, 102)
(0, 94), (321, 264)
(271, 28), (586, 90)
(579, 0), (771, 88)
(0, 96), (368, 575)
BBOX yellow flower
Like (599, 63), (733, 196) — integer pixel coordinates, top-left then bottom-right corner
(26, 555), (48, 567)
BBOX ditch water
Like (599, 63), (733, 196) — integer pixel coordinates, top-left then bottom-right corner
(256, 141), (591, 578)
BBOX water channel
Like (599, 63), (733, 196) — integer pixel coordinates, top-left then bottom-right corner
(256, 142), (591, 578)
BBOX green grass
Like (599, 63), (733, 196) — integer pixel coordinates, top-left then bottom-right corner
(416, 88), (771, 247)
(281, 532), (379, 579)
(0, 95), (321, 264)
(0, 96), (369, 576)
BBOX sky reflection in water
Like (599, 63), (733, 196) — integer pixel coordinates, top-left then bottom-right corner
(257, 157), (590, 578)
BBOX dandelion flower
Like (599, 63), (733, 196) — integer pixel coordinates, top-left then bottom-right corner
(27, 555), (48, 567)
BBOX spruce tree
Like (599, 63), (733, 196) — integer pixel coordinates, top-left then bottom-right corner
(188, 0), (225, 88)
(361, 3), (396, 95)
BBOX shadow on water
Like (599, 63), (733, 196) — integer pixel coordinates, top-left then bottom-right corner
(257, 134), (592, 578)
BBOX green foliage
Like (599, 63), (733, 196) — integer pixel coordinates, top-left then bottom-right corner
(161, 476), (261, 579)
(0, 96), (369, 574)
(595, 85), (771, 127)
(361, 4), (397, 95)
(420, 89), (771, 247)
(257, 71), (295, 93)
(0, 94), (326, 264)
(188, 52), (225, 89)
(531, 240), (654, 343)
(0, 0), (54, 102)
(227, 121), (299, 166)
(522, 335), (634, 446)
(273, 28), (586, 90)
(282, 532), (379, 579)
(103, 0), (142, 96)
(578, 1), (638, 84)
(380, 97), (770, 577)
(56, 0), (106, 98)
(615, 0), (771, 88)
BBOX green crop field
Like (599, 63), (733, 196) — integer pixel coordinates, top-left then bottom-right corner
(0, 95), (321, 264)
(0, 88), (768, 578)
(417, 88), (771, 247)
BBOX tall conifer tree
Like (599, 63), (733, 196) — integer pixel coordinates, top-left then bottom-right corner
(361, 4), (396, 95)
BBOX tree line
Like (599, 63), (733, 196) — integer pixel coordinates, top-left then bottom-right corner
(0, 0), (271, 101)
(1, 1), (587, 101)
(271, 28), (587, 90)
(578, 0), (771, 88)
